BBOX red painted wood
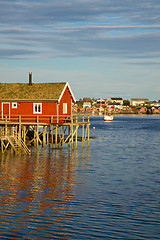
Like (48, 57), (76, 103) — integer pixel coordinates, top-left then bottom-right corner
(59, 86), (72, 115)
(0, 86), (74, 123)
(3, 103), (10, 117)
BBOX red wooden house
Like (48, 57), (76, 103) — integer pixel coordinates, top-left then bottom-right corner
(0, 78), (76, 124)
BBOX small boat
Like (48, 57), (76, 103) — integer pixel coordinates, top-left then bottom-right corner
(104, 114), (114, 122)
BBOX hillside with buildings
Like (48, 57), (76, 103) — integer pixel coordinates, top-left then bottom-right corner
(73, 97), (160, 115)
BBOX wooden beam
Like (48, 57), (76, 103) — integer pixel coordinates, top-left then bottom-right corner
(43, 126), (46, 147)
(55, 125), (58, 148)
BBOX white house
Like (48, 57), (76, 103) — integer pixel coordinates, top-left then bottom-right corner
(83, 102), (91, 108)
(130, 98), (149, 106)
(96, 98), (107, 105)
(109, 98), (123, 105)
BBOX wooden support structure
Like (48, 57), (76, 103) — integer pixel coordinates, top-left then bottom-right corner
(0, 115), (90, 154)
(0, 126), (31, 155)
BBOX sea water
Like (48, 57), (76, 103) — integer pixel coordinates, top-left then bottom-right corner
(0, 115), (159, 239)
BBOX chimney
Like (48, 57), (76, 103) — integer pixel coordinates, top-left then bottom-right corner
(29, 72), (32, 86)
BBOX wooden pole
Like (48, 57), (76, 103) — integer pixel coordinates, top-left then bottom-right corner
(75, 116), (78, 148)
(55, 125), (58, 148)
(5, 115), (7, 136)
(36, 126), (39, 147)
(51, 125), (54, 145)
(68, 125), (70, 148)
(71, 116), (74, 148)
(43, 126), (46, 147)
(33, 127), (36, 146)
(15, 125), (17, 136)
(1, 140), (3, 153)
(21, 125), (24, 141)
(37, 116), (39, 147)
(62, 126), (64, 147)
(88, 116), (90, 147)
(51, 115), (53, 124)
(23, 125), (26, 143)
(47, 126), (49, 145)
(18, 115), (21, 139)
(82, 116), (84, 148)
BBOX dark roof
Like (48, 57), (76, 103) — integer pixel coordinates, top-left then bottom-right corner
(108, 102), (120, 105)
(110, 98), (123, 100)
(0, 82), (67, 101)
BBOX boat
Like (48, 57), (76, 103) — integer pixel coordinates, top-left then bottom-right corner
(104, 114), (114, 122)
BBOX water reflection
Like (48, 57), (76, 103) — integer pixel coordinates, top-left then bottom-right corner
(0, 147), (90, 239)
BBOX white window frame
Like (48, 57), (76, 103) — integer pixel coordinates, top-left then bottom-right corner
(33, 103), (42, 114)
(63, 103), (67, 114)
(12, 102), (17, 109)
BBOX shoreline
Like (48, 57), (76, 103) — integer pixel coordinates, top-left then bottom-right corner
(73, 111), (160, 116)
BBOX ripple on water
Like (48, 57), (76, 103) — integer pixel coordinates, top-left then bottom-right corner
(0, 115), (160, 239)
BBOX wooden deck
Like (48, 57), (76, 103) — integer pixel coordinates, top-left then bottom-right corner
(0, 115), (90, 154)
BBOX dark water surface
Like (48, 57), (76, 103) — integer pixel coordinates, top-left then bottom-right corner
(0, 115), (160, 239)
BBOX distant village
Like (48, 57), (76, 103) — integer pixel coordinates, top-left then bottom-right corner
(73, 97), (160, 115)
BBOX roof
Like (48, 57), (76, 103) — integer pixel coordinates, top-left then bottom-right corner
(110, 98), (123, 100)
(108, 102), (120, 105)
(83, 98), (91, 102)
(130, 98), (149, 101)
(0, 82), (76, 102)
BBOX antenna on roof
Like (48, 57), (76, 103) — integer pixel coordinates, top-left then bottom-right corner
(29, 72), (32, 86)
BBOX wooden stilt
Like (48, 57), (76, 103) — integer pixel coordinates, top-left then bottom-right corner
(36, 125), (39, 147)
(55, 125), (58, 148)
(82, 123), (87, 148)
(22, 125), (24, 140)
(15, 125), (17, 136)
(51, 125), (54, 145)
(36, 116), (39, 147)
(33, 127), (36, 146)
(43, 126), (46, 147)
(62, 126), (64, 147)
(5, 116), (7, 136)
(75, 117), (78, 148)
(58, 126), (61, 146)
(82, 116), (85, 148)
(71, 116), (74, 148)
(1, 140), (3, 153)
(88, 116), (90, 148)
(23, 125), (26, 143)
(68, 125), (71, 148)
(18, 115), (21, 139)
(47, 126), (49, 145)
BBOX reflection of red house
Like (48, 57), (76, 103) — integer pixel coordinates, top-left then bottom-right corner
(0, 80), (76, 123)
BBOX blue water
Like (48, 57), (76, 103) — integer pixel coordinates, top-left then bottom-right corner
(0, 115), (160, 239)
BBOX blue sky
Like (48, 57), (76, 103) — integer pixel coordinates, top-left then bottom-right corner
(0, 0), (160, 100)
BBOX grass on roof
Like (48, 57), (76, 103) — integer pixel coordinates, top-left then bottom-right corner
(0, 83), (66, 100)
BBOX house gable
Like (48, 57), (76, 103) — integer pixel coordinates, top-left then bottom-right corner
(58, 82), (76, 103)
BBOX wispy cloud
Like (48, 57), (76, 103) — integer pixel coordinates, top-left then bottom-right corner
(0, 0), (160, 25)
(0, 1), (160, 63)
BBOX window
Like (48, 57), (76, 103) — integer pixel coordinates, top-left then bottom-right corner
(63, 103), (67, 114)
(33, 103), (42, 114)
(12, 102), (17, 109)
